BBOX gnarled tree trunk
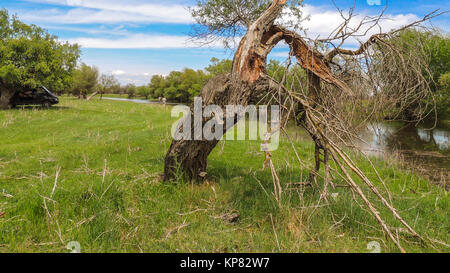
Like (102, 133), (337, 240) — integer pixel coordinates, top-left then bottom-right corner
(163, 73), (278, 181)
(163, 0), (351, 181)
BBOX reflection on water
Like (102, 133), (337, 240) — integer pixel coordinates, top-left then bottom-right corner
(103, 97), (151, 104)
(417, 128), (449, 150)
(359, 121), (449, 184)
(362, 122), (449, 152)
(102, 97), (178, 105)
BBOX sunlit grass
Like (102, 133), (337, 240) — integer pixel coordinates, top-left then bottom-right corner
(0, 97), (448, 253)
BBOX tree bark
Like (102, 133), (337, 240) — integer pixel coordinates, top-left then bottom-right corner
(163, 74), (231, 181)
(87, 91), (99, 101)
(0, 86), (15, 110)
(163, 74), (276, 181)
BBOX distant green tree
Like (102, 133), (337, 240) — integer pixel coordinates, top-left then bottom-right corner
(437, 72), (450, 118)
(148, 69), (209, 103)
(148, 75), (165, 99)
(205, 58), (232, 76)
(388, 29), (450, 119)
(116, 85), (126, 95)
(137, 85), (151, 99)
(98, 74), (120, 99)
(163, 71), (184, 102)
(0, 9), (80, 109)
(71, 63), (99, 99)
(179, 68), (209, 101)
(126, 84), (137, 98)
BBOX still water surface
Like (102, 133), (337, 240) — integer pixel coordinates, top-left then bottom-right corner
(359, 121), (449, 184)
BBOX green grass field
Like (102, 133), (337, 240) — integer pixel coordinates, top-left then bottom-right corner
(0, 97), (448, 253)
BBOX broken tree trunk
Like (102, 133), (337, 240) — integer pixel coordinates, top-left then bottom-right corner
(163, 0), (351, 181)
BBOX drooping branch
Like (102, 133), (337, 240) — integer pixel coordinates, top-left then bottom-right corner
(272, 25), (353, 95)
(325, 34), (384, 62)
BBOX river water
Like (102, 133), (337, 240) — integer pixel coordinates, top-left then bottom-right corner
(359, 121), (449, 185)
(103, 97), (178, 105)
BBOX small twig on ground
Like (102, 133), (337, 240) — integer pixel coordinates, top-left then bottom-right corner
(164, 220), (190, 240)
(50, 166), (61, 198)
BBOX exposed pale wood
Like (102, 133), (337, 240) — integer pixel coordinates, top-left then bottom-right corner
(231, 0), (287, 83)
(87, 91), (99, 101)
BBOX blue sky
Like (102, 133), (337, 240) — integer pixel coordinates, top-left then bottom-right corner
(2, 0), (449, 85)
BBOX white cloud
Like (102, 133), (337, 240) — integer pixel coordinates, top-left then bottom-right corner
(68, 33), (220, 49)
(44, 25), (128, 36)
(270, 51), (290, 58)
(21, 2), (422, 50)
(111, 70), (126, 75)
(21, 0), (193, 24)
(104, 70), (165, 85)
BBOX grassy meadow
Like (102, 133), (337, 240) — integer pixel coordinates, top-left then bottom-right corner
(0, 97), (448, 253)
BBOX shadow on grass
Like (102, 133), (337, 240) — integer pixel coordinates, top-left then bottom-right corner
(206, 161), (316, 217)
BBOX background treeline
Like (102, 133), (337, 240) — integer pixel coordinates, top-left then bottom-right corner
(64, 58), (233, 102)
(91, 58), (303, 102)
(124, 58), (233, 102)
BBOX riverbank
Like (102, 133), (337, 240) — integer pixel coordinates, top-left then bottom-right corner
(0, 98), (448, 252)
